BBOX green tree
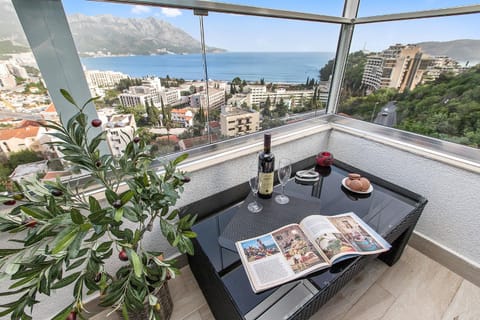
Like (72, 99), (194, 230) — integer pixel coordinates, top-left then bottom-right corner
(319, 59), (335, 81)
(160, 97), (173, 143)
(146, 99), (161, 127)
(7, 150), (43, 169)
(117, 104), (147, 126)
(340, 51), (368, 102)
(261, 97), (272, 118)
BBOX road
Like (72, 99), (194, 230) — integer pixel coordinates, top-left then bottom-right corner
(373, 101), (397, 127)
(0, 111), (43, 121)
(281, 109), (326, 122)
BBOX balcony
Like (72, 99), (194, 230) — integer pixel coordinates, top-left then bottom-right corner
(2, 0), (480, 319)
(86, 116), (480, 319)
(135, 245), (479, 320)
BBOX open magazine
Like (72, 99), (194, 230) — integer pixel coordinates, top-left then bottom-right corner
(235, 212), (391, 293)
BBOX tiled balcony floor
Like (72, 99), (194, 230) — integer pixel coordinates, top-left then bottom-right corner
(170, 246), (480, 320)
(92, 246), (480, 320)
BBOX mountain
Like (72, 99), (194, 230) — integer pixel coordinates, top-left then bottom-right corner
(67, 14), (225, 56)
(416, 39), (480, 64)
(0, 0), (225, 56)
(0, 0), (27, 45)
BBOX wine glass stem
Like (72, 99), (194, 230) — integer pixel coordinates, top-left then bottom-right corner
(281, 184), (285, 196)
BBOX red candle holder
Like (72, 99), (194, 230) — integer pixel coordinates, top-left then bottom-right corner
(316, 151), (334, 167)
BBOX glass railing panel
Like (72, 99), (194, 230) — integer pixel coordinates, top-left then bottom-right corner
(0, 0), (56, 193)
(337, 14), (480, 150)
(203, 12), (339, 139)
(63, 2), (215, 156)
(200, 0), (344, 16)
(358, 1), (480, 17)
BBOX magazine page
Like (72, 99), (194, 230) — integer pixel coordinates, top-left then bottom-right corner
(236, 224), (330, 293)
(300, 212), (390, 263)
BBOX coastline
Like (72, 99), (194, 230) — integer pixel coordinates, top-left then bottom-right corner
(80, 52), (335, 83)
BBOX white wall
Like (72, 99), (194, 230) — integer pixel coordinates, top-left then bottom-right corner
(327, 130), (480, 265)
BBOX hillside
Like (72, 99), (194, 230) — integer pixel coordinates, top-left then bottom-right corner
(416, 39), (480, 64)
(67, 14), (225, 56)
(0, 0), (225, 56)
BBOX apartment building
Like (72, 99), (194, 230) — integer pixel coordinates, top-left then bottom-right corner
(361, 56), (383, 92)
(161, 89), (181, 106)
(0, 125), (42, 154)
(190, 88), (225, 110)
(119, 85), (160, 108)
(171, 108), (194, 127)
(0, 63), (16, 90)
(249, 85), (268, 106)
(102, 113), (137, 157)
(220, 106), (260, 137)
(362, 44), (433, 93)
(142, 77), (163, 92)
(248, 85), (314, 109)
(421, 56), (466, 83)
(85, 70), (128, 88)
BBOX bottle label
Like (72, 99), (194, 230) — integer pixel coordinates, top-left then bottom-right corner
(258, 172), (274, 195)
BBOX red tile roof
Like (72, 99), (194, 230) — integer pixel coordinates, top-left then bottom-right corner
(42, 171), (71, 181)
(18, 120), (41, 128)
(44, 103), (57, 113)
(156, 135), (179, 143)
(0, 126), (40, 140)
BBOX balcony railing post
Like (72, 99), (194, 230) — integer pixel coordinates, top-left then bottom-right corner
(326, 0), (360, 114)
(12, 0), (110, 155)
(195, 9), (212, 144)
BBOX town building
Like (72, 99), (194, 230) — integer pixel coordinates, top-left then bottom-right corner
(248, 85), (268, 107)
(119, 86), (160, 108)
(220, 106), (260, 137)
(170, 108), (194, 127)
(421, 56), (467, 83)
(7, 63), (28, 79)
(40, 103), (60, 123)
(0, 125), (42, 155)
(247, 85), (314, 109)
(85, 70), (128, 88)
(142, 77), (163, 92)
(9, 160), (48, 183)
(0, 63), (16, 90)
(362, 44), (434, 93)
(102, 113), (137, 157)
(361, 56), (383, 92)
(190, 88), (225, 110)
(161, 88), (181, 106)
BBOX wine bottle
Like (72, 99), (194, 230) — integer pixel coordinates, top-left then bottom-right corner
(258, 133), (275, 199)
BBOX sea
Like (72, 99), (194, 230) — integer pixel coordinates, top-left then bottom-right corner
(81, 52), (334, 84)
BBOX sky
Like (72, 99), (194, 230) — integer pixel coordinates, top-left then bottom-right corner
(62, 0), (480, 52)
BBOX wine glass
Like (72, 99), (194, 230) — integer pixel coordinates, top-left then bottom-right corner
(248, 173), (263, 213)
(275, 158), (292, 204)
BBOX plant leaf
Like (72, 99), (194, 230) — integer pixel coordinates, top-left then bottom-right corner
(60, 89), (76, 106)
(50, 271), (81, 289)
(126, 249), (143, 278)
(52, 227), (78, 254)
(173, 153), (188, 166)
(120, 190), (134, 205)
(51, 302), (75, 320)
(70, 209), (84, 224)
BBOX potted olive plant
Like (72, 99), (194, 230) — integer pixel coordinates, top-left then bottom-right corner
(0, 90), (196, 320)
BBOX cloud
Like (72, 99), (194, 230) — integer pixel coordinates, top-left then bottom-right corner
(161, 8), (182, 18)
(131, 5), (151, 14)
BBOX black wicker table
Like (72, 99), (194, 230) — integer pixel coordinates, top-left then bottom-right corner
(187, 159), (427, 320)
